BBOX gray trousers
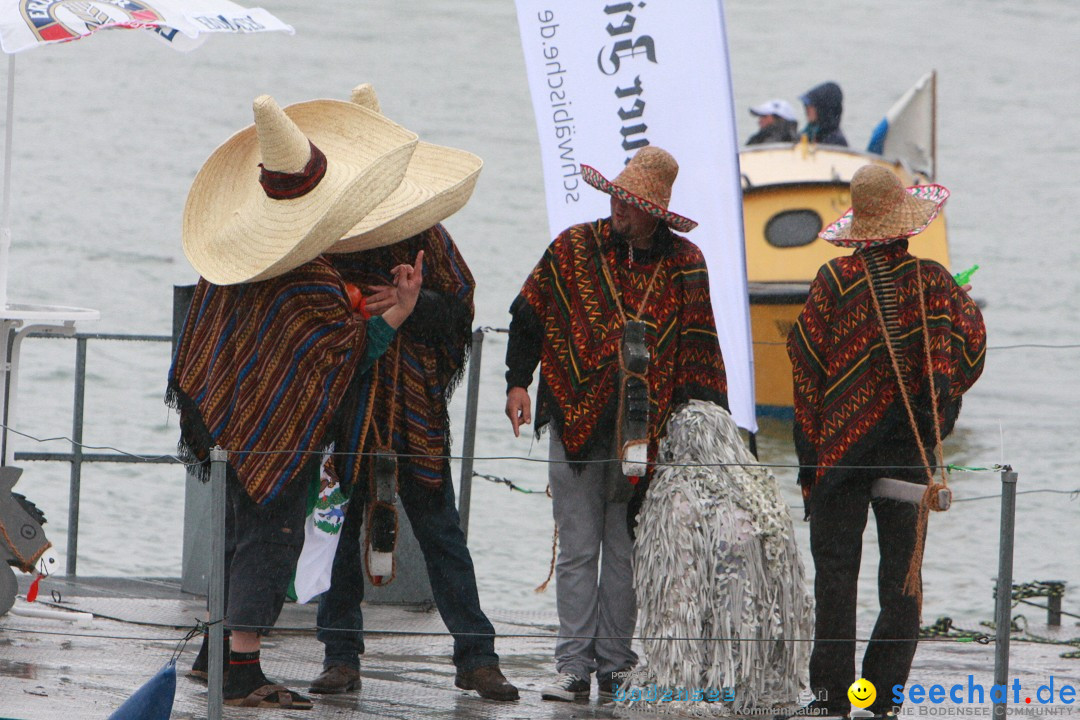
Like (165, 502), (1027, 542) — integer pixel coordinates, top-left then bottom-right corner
(549, 428), (638, 678)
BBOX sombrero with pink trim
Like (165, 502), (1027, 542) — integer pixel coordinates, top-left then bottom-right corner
(581, 146), (697, 233)
(820, 164), (949, 248)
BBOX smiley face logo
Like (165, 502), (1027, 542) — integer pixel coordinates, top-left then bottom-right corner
(848, 678), (876, 709)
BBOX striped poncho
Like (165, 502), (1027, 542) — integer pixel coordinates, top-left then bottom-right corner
(329, 224), (474, 491)
(512, 218), (727, 461)
(167, 257), (366, 504)
(787, 243), (986, 513)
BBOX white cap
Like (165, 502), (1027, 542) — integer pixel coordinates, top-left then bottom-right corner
(749, 99), (797, 122)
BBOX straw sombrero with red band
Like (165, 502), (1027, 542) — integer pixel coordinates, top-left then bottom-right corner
(581, 146), (697, 233)
(183, 95), (418, 285)
(820, 164), (949, 249)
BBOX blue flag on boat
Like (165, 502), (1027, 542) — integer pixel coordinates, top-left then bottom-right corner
(867, 71), (937, 179)
(107, 659), (176, 720)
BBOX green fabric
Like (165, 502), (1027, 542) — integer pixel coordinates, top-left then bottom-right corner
(360, 316), (395, 374)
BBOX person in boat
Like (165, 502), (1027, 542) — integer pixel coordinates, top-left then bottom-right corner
(168, 94), (423, 710)
(746, 98), (799, 145)
(504, 146), (728, 702)
(305, 84), (519, 702)
(786, 164), (986, 716)
(800, 81), (848, 146)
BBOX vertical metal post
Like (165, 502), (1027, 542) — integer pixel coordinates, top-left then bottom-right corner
(172, 285), (196, 357)
(1048, 590), (1062, 627)
(992, 467), (1017, 719)
(208, 447), (227, 720)
(457, 329), (484, 542)
(64, 337), (88, 576)
(0, 321), (12, 466)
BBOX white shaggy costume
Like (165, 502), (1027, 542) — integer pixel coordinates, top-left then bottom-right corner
(628, 400), (812, 715)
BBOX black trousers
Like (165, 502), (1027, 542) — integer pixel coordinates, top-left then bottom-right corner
(808, 479), (920, 714)
(222, 462), (313, 634)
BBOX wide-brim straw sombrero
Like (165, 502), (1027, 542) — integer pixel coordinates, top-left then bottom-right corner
(581, 146), (697, 233)
(820, 164), (949, 249)
(183, 95), (418, 285)
(328, 83), (484, 254)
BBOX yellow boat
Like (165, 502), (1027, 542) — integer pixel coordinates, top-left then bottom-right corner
(741, 139), (950, 416)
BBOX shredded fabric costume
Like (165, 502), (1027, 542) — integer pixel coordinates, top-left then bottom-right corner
(509, 218), (727, 462)
(330, 223), (474, 490)
(787, 242), (986, 513)
(167, 257), (366, 504)
(630, 400), (812, 715)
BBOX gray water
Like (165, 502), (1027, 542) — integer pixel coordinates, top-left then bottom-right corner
(5, 1), (1078, 628)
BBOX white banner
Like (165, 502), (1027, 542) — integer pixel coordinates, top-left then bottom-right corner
(514, 0), (756, 431)
(0, 1), (294, 54)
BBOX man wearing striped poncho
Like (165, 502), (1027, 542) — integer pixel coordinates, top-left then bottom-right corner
(788, 165), (986, 717)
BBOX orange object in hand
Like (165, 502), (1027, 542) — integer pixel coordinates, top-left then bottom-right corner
(344, 282), (369, 318)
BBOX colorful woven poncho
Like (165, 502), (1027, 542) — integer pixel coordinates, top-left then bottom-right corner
(516, 218), (727, 461)
(329, 224), (474, 491)
(167, 257), (366, 505)
(787, 243), (986, 511)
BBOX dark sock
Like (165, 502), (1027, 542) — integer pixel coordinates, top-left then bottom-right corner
(223, 649), (270, 697)
(192, 633), (230, 673)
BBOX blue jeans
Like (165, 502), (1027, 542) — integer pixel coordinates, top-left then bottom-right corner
(316, 462), (499, 672)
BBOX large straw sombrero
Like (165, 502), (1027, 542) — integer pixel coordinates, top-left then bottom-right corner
(581, 146), (697, 233)
(183, 94), (418, 285)
(820, 164), (949, 248)
(327, 83), (484, 254)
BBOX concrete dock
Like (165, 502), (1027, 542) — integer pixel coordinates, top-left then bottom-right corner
(2, 576), (1079, 719)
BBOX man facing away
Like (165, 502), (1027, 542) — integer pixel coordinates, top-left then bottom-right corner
(787, 164), (986, 716)
(504, 146), (728, 702)
(306, 84), (518, 702)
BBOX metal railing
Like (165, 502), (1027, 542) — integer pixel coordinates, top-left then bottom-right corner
(11, 331), (178, 576)
(3, 323), (1027, 717)
(6, 321), (491, 577)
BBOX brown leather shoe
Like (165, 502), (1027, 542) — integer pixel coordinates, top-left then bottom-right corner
(454, 664), (519, 701)
(308, 665), (361, 694)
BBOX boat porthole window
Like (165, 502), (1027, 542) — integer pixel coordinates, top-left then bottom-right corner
(764, 209), (823, 248)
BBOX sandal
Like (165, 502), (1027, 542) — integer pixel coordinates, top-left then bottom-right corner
(223, 683), (313, 709)
(188, 664), (231, 683)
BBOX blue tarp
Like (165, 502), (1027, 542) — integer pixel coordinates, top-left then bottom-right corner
(107, 659), (176, 720)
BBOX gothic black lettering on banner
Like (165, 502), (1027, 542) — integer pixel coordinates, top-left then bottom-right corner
(597, 2), (657, 163)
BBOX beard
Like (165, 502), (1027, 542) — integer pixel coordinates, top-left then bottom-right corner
(611, 219), (659, 245)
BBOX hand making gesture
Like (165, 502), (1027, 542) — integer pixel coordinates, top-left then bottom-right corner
(376, 250), (424, 329)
